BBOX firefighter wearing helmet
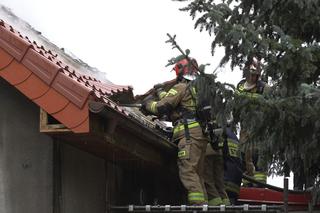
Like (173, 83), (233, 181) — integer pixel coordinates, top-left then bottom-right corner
(174, 58), (198, 81)
(142, 58), (210, 205)
(238, 57), (264, 93)
(236, 57), (269, 186)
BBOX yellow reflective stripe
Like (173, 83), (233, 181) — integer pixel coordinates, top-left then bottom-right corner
(173, 121), (199, 135)
(236, 91), (261, 99)
(158, 91), (167, 99)
(178, 150), (186, 158)
(188, 192), (205, 202)
(227, 139), (238, 147)
(208, 197), (223, 206)
(254, 171), (267, 176)
(255, 176), (267, 179)
(225, 181), (240, 194)
(191, 86), (197, 96)
(218, 139), (239, 157)
(236, 84), (261, 99)
(165, 88), (178, 97)
(254, 172), (267, 183)
(150, 101), (158, 113)
(227, 140), (239, 157)
(237, 84), (258, 93)
(254, 174), (267, 180)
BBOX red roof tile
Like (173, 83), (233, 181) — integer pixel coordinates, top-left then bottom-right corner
(16, 73), (50, 100)
(0, 21), (31, 61)
(34, 88), (69, 114)
(22, 48), (61, 85)
(0, 19), (134, 133)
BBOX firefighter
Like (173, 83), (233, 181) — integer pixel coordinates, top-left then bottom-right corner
(235, 57), (269, 186)
(141, 58), (208, 205)
(222, 128), (242, 204)
(204, 124), (243, 206)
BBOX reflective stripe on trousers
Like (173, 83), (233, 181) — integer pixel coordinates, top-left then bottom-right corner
(254, 172), (267, 183)
(225, 181), (240, 194)
(188, 192), (205, 203)
(242, 171), (267, 185)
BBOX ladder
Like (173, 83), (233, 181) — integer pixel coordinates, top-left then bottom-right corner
(111, 204), (283, 212)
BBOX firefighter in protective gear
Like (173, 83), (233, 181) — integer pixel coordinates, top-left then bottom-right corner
(221, 128), (242, 204)
(142, 58), (208, 205)
(235, 57), (269, 186)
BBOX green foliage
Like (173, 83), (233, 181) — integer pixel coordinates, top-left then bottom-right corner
(192, 72), (235, 127)
(165, 33), (235, 127)
(175, 0), (320, 92)
(173, 0), (320, 192)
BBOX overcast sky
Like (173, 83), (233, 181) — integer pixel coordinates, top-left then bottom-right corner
(0, 0), (291, 188)
(0, 0), (242, 95)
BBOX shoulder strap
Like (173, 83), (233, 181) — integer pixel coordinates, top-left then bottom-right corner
(256, 80), (266, 94)
(186, 80), (194, 93)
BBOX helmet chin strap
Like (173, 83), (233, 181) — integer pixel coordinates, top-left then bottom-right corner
(176, 71), (184, 82)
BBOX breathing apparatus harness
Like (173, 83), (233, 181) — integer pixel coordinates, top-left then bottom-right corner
(183, 82), (229, 154)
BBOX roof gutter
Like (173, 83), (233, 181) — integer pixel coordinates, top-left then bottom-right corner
(88, 101), (177, 154)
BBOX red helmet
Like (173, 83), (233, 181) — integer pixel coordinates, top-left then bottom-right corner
(174, 58), (198, 80)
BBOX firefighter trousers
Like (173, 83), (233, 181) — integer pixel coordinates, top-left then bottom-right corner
(204, 146), (229, 205)
(176, 127), (208, 204)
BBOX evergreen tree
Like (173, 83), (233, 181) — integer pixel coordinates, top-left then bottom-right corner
(173, 0), (320, 192)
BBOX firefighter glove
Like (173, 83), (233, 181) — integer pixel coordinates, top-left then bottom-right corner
(140, 100), (150, 115)
(153, 83), (164, 90)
